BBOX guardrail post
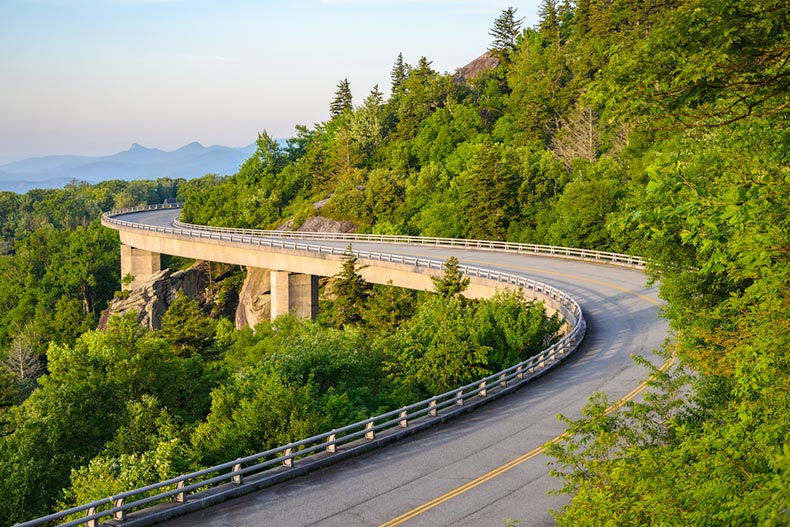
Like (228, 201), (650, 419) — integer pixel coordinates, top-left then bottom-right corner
(175, 480), (186, 503)
(365, 422), (375, 440)
(283, 448), (293, 468)
(499, 373), (507, 388)
(231, 463), (243, 484)
(399, 411), (408, 428)
(327, 433), (337, 453)
(455, 390), (464, 406)
(86, 507), (98, 527)
(113, 498), (126, 521)
(429, 399), (437, 417)
(479, 381), (487, 397)
(516, 365), (524, 380)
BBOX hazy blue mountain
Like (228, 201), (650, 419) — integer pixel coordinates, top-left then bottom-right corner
(0, 142), (258, 193)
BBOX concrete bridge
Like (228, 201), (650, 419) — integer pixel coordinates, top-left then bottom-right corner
(20, 204), (667, 527)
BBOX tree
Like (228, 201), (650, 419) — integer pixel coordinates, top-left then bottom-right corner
(330, 78), (353, 118)
(385, 295), (489, 402)
(2, 326), (43, 397)
(254, 130), (286, 174)
(538, 0), (561, 43)
(390, 52), (410, 94)
(325, 245), (371, 328)
(157, 292), (217, 357)
(489, 6), (524, 58)
(432, 256), (469, 299)
(350, 85), (385, 159)
(551, 106), (602, 167)
(464, 143), (521, 240)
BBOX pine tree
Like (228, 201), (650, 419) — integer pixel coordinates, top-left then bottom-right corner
(327, 245), (371, 328)
(539, 0), (561, 43)
(330, 78), (353, 118)
(488, 6), (524, 57)
(432, 256), (469, 299)
(390, 52), (410, 94)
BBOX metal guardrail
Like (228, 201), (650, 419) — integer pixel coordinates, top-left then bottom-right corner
(169, 219), (645, 269)
(17, 204), (596, 527)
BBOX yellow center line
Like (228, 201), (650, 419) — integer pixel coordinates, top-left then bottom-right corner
(378, 265), (669, 527)
(378, 357), (675, 527)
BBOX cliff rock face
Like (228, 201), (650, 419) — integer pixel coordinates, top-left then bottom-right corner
(234, 267), (272, 329)
(99, 262), (213, 330)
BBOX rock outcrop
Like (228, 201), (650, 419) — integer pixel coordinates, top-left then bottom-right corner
(453, 51), (500, 83)
(99, 261), (227, 330)
(234, 267), (272, 329)
(297, 215), (357, 233)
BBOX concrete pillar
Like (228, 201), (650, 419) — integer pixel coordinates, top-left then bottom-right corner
(120, 244), (161, 290)
(270, 271), (291, 320)
(289, 273), (319, 320)
(270, 271), (319, 321)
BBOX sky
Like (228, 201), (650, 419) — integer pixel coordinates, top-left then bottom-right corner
(0, 0), (541, 161)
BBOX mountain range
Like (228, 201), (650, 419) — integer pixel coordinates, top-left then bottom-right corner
(0, 142), (259, 193)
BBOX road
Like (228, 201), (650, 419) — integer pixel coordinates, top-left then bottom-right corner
(117, 208), (669, 527)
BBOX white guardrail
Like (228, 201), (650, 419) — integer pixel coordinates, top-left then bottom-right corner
(17, 203), (642, 526)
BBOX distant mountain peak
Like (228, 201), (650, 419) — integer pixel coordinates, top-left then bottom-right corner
(129, 143), (150, 151)
(177, 141), (205, 151)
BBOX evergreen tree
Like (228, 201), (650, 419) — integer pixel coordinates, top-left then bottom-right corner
(539, 0), (561, 43)
(349, 85), (385, 159)
(489, 6), (524, 57)
(432, 256), (469, 299)
(390, 52), (410, 94)
(330, 78), (353, 118)
(464, 143), (520, 240)
(326, 245), (371, 328)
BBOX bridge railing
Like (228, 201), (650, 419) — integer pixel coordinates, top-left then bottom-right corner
(21, 205), (593, 526)
(99, 202), (644, 269)
(170, 220), (645, 269)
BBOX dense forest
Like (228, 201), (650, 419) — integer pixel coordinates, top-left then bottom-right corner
(1, 0), (788, 524)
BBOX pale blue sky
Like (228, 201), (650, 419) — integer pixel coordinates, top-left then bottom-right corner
(1, 0), (540, 160)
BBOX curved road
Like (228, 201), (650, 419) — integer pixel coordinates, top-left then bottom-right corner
(115, 209), (668, 527)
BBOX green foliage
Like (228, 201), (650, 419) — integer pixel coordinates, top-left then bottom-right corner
(432, 256), (469, 299)
(0, 313), (217, 523)
(473, 290), (560, 372)
(384, 295), (490, 401)
(157, 291), (218, 357)
(330, 78), (353, 118)
(390, 52), (410, 95)
(463, 142), (520, 240)
(385, 292), (560, 403)
(544, 1), (790, 524)
(489, 6), (525, 57)
(191, 368), (320, 465)
(323, 245), (371, 329)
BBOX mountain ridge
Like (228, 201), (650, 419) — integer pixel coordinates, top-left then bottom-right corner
(0, 141), (258, 193)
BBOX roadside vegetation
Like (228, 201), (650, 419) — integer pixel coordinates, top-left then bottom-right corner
(0, 0), (788, 524)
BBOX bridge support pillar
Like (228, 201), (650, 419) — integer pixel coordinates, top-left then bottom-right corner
(120, 244), (161, 290)
(270, 271), (319, 321)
